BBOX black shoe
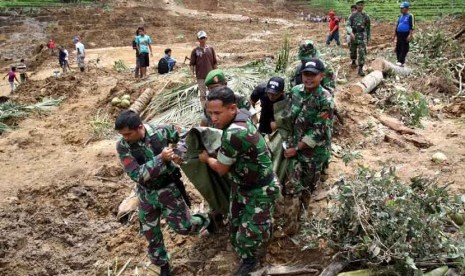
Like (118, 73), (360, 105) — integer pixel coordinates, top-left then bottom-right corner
(358, 66), (365, 76)
(234, 258), (257, 276)
(160, 264), (170, 276)
(351, 60), (357, 68)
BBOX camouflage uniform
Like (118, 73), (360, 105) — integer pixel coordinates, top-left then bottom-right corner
(349, 11), (371, 66)
(117, 123), (210, 266)
(275, 84), (334, 236)
(217, 110), (280, 259)
(293, 42), (335, 92)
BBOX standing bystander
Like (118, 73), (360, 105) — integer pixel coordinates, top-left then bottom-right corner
(394, 2), (414, 67)
(135, 27), (153, 78)
(326, 11), (341, 46)
(74, 36), (86, 72)
(3, 67), (20, 93)
(190, 31), (218, 107)
(348, 0), (371, 76)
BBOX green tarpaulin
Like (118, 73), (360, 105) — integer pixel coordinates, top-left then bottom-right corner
(181, 127), (231, 215)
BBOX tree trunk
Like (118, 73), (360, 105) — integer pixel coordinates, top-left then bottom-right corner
(372, 58), (412, 76)
(350, 70), (383, 94)
(129, 88), (155, 114)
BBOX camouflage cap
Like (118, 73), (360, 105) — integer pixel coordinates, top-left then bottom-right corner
(205, 69), (226, 86)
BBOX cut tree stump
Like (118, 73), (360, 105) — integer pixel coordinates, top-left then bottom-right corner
(350, 70), (384, 94)
(371, 58), (412, 76)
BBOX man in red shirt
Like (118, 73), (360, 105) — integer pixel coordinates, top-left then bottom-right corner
(47, 39), (56, 55)
(326, 11), (340, 46)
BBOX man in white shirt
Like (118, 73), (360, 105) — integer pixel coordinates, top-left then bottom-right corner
(74, 36), (85, 72)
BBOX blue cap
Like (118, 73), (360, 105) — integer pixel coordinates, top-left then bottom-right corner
(73, 36), (79, 42)
(400, 2), (410, 8)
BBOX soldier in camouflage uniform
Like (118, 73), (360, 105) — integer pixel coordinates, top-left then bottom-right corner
(199, 87), (280, 276)
(115, 110), (212, 276)
(200, 69), (253, 127)
(291, 40), (336, 93)
(277, 59), (335, 236)
(348, 0), (371, 76)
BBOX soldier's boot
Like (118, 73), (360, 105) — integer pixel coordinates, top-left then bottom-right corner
(351, 60), (357, 68)
(234, 257), (258, 276)
(358, 65), (365, 76)
(159, 264), (171, 276)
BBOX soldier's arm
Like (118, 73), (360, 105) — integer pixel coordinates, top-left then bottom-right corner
(301, 95), (334, 148)
(117, 142), (169, 185)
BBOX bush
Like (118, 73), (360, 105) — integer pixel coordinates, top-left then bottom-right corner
(303, 167), (465, 274)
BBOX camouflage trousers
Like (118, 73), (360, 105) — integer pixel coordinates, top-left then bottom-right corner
(137, 182), (210, 266)
(274, 153), (329, 237)
(350, 33), (367, 66)
(229, 180), (280, 259)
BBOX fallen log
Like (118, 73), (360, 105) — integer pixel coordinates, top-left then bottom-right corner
(374, 114), (416, 135)
(266, 265), (319, 275)
(350, 70), (383, 94)
(371, 58), (412, 76)
(129, 88), (155, 114)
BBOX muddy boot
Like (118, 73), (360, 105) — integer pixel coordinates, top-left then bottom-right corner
(160, 264), (170, 276)
(358, 65), (365, 76)
(351, 60), (357, 68)
(234, 257), (258, 276)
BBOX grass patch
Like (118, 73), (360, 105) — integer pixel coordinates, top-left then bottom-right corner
(0, 0), (95, 8)
(89, 109), (114, 140)
(305, 0), (465, 21)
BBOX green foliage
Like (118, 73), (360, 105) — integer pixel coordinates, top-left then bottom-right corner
(342, 150), (363, 166)
(145, 60), (275, 126)
(303, 167), (465, 273)
(0, 98), (63, 134)
(393, 90), (429, 128)
(0, 0), (95, 8)
(113, 60), (128, 73)
(305, 0), (465, 21)
(275, 34), (290, 73)
(89, 109), (114, 140)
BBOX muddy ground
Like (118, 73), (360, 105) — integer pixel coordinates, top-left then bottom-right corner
(0, 0), (464, 275)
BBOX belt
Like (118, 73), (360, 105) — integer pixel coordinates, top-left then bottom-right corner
(239, 174), (274, 191)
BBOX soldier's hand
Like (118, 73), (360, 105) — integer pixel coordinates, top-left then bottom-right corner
(284, 147), (297, 159)
(199, 150), (209, 163)
(172, 154), (184, 165)
(350, 33), (355, 41)
(161, 147), (174, 162)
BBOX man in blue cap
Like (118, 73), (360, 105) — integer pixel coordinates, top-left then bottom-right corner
(394, 2), (415, 67)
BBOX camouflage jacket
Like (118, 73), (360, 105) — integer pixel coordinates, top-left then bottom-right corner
(290, 84), (335, 162)
(217, 110), (275, 189)
(349, 12), (371, 40)
(117, 123), (181, 189)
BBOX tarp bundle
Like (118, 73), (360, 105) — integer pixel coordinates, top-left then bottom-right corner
(180, 127), (231, 215)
